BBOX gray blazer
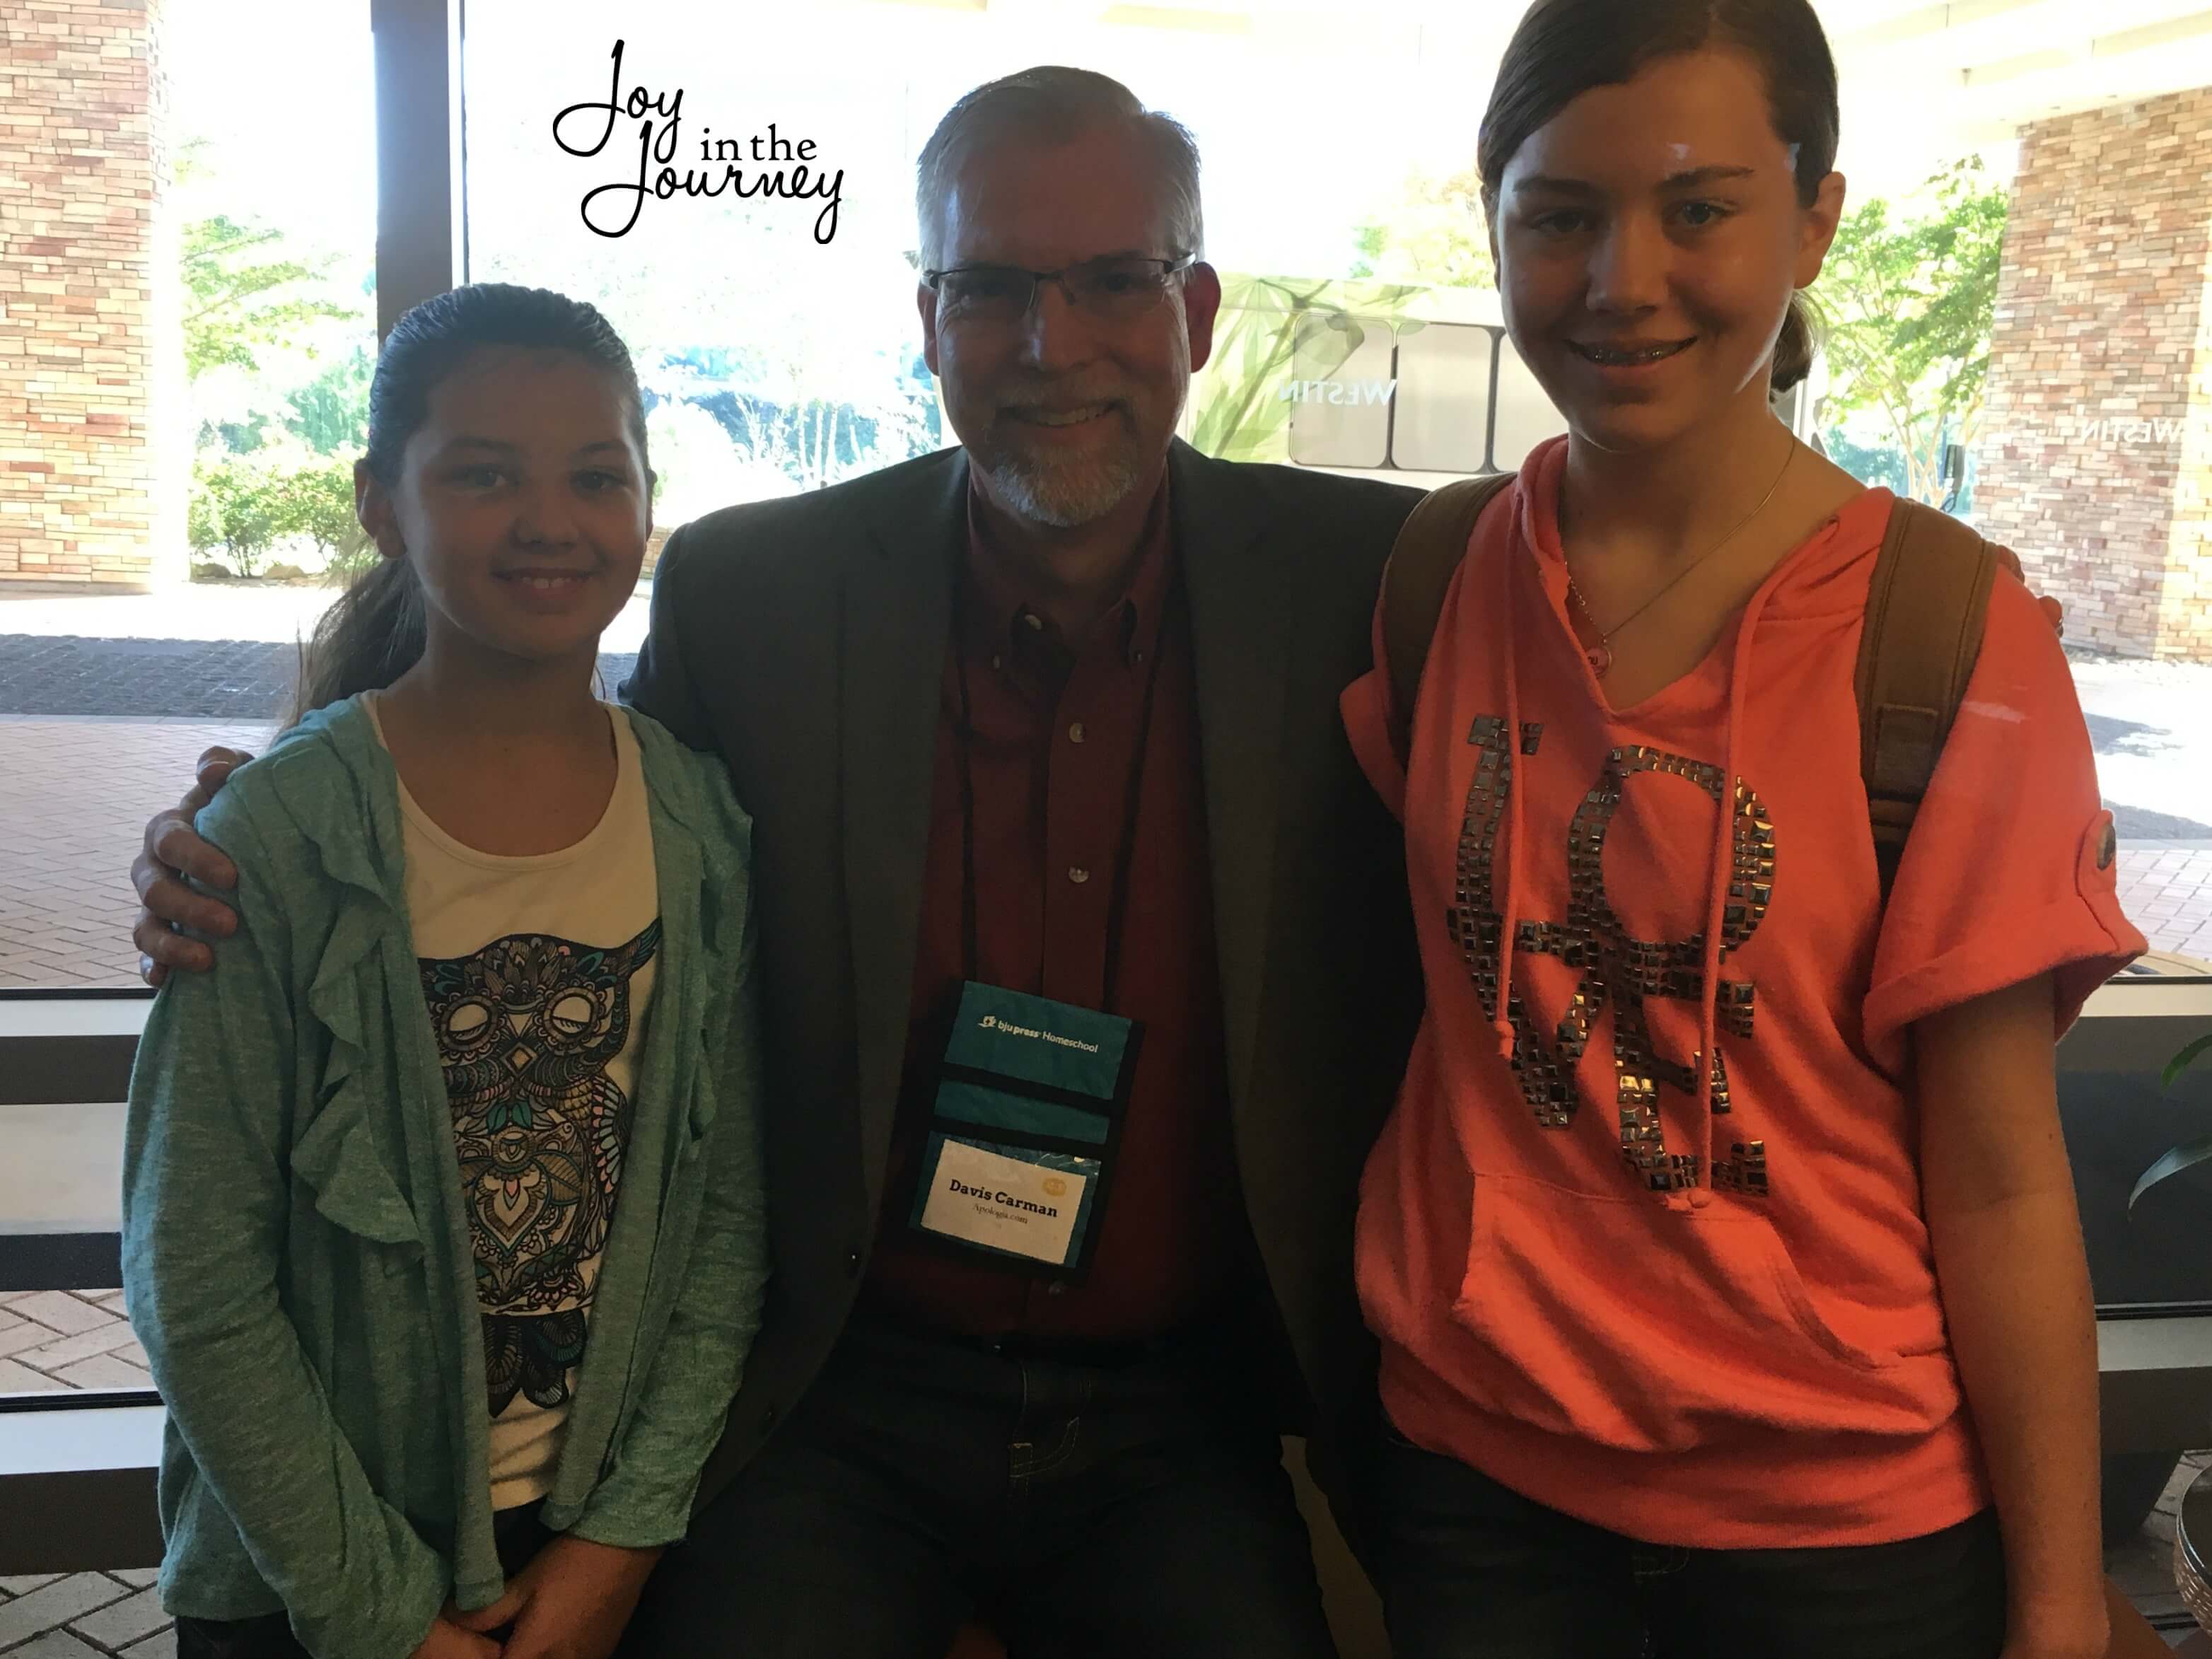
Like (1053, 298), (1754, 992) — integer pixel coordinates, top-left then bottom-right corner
(624, 438), (1426, 1521)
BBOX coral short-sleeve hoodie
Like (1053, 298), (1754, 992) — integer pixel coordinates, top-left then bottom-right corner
(1341, 434), (2144, 1549)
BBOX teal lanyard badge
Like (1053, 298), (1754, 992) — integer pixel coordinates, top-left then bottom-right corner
(908, 982), (1142, 1278)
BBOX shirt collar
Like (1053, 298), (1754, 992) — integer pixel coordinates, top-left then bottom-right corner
(962, 470), (1175, 669)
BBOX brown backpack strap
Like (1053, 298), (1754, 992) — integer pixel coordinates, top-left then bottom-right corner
(1856, 499), (2001, 903)
(1382, 471), (1518, 767)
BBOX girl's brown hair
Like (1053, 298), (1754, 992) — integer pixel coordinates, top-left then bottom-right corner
(286, 283), (647, 728)
(1477, 0), (1839, 391)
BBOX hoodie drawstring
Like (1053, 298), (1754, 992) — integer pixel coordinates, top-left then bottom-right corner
(1493, 507), (1530, 1063)
(1684, 586), (1776, 1208)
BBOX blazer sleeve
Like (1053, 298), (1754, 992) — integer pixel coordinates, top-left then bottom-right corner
(620, 523), (718, 750)
(569, 883), (770, 1548)
(121, 801), (448, 1659)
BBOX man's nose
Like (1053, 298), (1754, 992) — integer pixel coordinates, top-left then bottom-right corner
(1015, 278), (1098, 373)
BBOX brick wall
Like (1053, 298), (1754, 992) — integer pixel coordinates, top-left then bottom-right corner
(0, 0), (169, 590)
(1974, 87), (2212, 660)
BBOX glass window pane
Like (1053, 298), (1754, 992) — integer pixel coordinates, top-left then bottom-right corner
(1, 0), (376, 999)
(1393, 324), (1498, 477)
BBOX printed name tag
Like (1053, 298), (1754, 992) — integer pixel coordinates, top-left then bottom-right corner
(904, 982), (1141, 1281)
(915, 1138), (1095, 1268)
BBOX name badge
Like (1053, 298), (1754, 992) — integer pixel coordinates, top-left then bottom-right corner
(907, 982), (1142, 1279)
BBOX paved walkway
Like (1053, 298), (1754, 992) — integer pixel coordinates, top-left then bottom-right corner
(0, 1569), (171, 1657)
(2, 717), (272, 989)
(0, 1289), (170, 1655)
(0, 1290), (147, 1397)
(0, 637), (641, 721)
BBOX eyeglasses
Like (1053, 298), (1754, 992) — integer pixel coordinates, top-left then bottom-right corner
(922, 254), (1197, 325)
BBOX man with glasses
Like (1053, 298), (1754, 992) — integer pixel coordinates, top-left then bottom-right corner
(133, 66), (1425, 1658)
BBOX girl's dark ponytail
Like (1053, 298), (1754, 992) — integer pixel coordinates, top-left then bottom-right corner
(1771, 291), (1823, 394)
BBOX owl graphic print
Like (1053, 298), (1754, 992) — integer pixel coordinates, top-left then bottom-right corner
(371, 699), (664, 1506)
(423, 921), (660, 1419)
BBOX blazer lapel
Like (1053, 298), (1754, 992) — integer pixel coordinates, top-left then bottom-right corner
(1171, 440), (1290, 1131)
(840, 450), (965, 1206)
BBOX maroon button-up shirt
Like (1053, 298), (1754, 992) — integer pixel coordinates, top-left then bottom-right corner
(862, 479), (1255, 1342)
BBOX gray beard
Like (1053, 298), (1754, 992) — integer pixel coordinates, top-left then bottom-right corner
(977, 445), (1143, 530)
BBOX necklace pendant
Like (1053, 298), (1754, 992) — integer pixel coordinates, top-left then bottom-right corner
(1585, 641), (1613, 679)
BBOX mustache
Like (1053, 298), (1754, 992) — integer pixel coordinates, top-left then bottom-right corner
(994, 385), (1132, 417)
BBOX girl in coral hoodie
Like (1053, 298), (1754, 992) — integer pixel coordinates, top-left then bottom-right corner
(1340, 3), (2148, 1655)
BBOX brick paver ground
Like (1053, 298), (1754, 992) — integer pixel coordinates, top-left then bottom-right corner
(0, 1291), (146, 1397)
(1, 717), (272, 989)
(0, 1571), (170, 1656)
(4, 706), (2211, 987)
(0, 636), (639, 721)
(2116, 844), (2212, 964)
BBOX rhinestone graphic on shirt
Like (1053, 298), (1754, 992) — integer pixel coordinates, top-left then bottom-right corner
(1445, 716), (1774, 1197)
(418, 920), (661, 1416)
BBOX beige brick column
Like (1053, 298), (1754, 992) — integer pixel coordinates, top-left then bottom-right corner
(0, 0), (173, 590)
(1974, 87), (2212, 660)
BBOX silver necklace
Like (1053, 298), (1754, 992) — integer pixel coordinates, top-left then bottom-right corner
(1564, 440), (1798, 680)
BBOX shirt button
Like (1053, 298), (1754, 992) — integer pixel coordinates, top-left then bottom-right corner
(1068, 866), (1090, 885)
(845, 1249), (861, 1276)
(1023, 612), (1044, 631)
(1068, 721), (1085, 745)
(1047, 1280), (1067, 1297)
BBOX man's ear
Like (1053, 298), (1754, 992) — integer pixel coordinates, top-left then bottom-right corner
(354, 458), (405, 561)
(919, 283), (942, 377)
(1182, 260), (1223, 375)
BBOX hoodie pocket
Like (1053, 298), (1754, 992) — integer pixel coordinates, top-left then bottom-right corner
(1446, 1173), (1955, 1454)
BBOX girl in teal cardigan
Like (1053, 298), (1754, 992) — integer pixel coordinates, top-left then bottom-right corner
(123, 284), (769, 1659)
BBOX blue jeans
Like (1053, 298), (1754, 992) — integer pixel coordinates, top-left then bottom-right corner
(1372, 1423), (2007, 1659)
(621, 1307), (1339, 1659)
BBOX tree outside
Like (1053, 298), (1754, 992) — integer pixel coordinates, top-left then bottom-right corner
(1350, 165), (1496, 296)
(177, 139), (374, 582)
(1813, 158), (2010, 508)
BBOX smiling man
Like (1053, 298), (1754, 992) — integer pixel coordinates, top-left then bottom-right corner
(134, 66), (1428, 1659)
(604, 70), (1426, 1658)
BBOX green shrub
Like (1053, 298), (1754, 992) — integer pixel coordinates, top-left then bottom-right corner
(189, 458), (284, 577)
(274, 460), (361, 564)
(190, 454), (365, 579)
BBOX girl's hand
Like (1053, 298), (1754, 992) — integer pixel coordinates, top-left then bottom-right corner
(450, 1534), (662, 1659)
(408, 1616), (501, 1659)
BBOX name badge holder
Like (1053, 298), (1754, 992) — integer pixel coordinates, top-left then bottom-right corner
(902, 574), (1174, 1282)
(906, 982), (1142, 1279)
